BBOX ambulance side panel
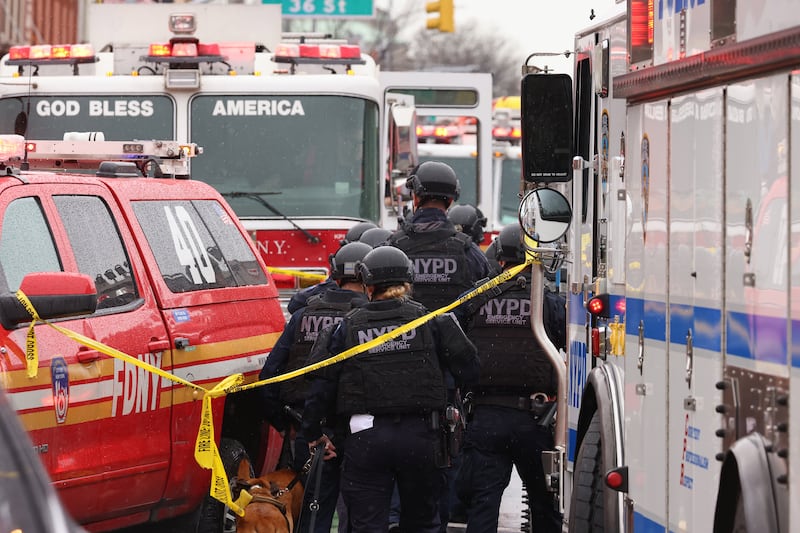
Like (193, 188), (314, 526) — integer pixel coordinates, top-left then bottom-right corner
(667, 88), (724, 533)
(624, 100), (669, 528)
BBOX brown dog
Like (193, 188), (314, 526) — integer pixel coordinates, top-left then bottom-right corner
(233, 468), (304, 533)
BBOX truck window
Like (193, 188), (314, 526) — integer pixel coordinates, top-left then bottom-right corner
(53, 195), (139, 309)
(0, 197), (61, 291)
(189, 95), (380, 221)
(133, 200), (267, 293)
(0, 96), (175, 140)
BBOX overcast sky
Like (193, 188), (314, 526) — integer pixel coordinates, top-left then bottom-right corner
(376, 0), (625, 75)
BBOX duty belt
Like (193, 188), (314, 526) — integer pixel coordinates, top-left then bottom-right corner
(473, 392), (555, 415)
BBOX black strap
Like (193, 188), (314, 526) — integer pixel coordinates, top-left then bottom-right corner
(296, 442), (326, 533)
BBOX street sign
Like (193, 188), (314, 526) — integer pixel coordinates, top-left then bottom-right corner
(263, 0), (375, 18)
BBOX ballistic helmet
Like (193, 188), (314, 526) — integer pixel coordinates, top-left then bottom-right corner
(484, 238), (502, 274)
(358, 246), (414, 286)
(447, 204), (487, 245)
(405, 161), (460, 201)
(330, 242), (372, 281)
(358, 227), (392, 248)
(495, 225), (526, 265)
(341, 221), (378, 246)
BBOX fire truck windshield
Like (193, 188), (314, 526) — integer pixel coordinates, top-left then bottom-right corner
(190, 95), (380, 221)
(0, 95), (174, 140)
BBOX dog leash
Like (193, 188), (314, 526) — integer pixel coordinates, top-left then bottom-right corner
(296, 442), (326, 533)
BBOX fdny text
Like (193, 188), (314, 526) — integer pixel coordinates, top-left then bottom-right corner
(111, 352), (162, 417)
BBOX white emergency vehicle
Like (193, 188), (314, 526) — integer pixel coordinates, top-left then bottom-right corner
(521, 1), (797, 531)
(0, 3), (421, 305)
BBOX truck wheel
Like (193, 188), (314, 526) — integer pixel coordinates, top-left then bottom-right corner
(196, 438), (253, 533)
(569, 411), (605, 533)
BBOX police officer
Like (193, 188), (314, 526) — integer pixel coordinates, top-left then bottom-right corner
(455, 224), (563, 533)
(358, 227), (392, 248)
(260, 242), (372, 533)
(387, 161), (489, 529)
(388, 161), (490, 311)
(447, 203), (487, 246)
(301, 246), (480, 533)
(286, 221), (377, 314)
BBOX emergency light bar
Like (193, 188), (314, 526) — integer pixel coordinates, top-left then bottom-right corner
(273, 42), (366, 65)
(492, 125), (522, 141)
(0, 135), (201, 178)
(6, 43), (98, 75)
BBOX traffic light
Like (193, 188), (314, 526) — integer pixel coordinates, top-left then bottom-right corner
(426, 0), (454, 33)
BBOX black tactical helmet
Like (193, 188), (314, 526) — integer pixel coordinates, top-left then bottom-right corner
(358, 246), (414, 286)
(340, 221), (378, 246)
(406, 161), (460, 201)
(330, 242), (372, 281)
(484, 238), (502, 273)
(447, 204), (487, 244)
(358, 227), (392, 248)
(495, 224), (526, 264)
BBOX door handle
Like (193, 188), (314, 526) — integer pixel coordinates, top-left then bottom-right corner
(77, 347), (101, 364)
(148, 339), (171, 352)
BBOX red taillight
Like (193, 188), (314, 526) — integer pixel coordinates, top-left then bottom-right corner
(148, 43), (172, 57)
(587, 295), (607, 316)
(591, 327), (601, 355)
(24, 142), (36, 153)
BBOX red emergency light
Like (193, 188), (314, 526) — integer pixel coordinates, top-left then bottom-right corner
(9, 43), (96, 62)
(274, 42), (366, 66)
(492, 125), (522, 140)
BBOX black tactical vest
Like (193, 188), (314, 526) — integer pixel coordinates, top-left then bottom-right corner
(336, 300), (446, 416)
(468, 272), (557, 396)
(389, 224), (473, 311)
(281, 290), (364, 406)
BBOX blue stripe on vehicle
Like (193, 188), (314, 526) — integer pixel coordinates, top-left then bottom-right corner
(726, 310), (786, 364)
(634, 511), (666, 532)
(568, 427), (577, 463)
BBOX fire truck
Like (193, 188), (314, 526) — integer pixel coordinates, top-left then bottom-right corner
(0, 3), (424, 307)
(520, 0), (797, 531)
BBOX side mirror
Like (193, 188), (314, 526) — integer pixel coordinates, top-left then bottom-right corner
(0, 272), (97, 329)
(521, 73), (573, 183)
(518, 188), (571, 243)
(388, 100), (418, 176)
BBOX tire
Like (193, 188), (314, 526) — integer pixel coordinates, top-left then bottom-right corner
(568, 411), (605, 533)
(196, 438), (254, 533)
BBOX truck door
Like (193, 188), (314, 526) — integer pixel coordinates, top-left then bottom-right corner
(380, 72), (493, 229)
(667, 88), (724, 532)
(0, 183), (173, 523)
(117, 181), (282, 508)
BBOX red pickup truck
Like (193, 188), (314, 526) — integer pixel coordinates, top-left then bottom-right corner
(0, 136), (285, 531)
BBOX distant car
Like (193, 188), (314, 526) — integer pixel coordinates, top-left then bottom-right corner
(0, 386), (85, 533)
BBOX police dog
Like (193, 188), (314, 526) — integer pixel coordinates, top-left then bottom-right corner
(232, 468), (303, 533)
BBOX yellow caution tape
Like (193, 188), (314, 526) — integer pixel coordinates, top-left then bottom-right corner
(231, 258), (535, 395)
(267, 267), (328, 282)
(13, 255), (539, 516)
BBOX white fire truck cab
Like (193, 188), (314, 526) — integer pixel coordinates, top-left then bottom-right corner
(0, 3), (423, 307)
(520, 1), (797, 531)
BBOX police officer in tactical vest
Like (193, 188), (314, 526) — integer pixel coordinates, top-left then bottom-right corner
(454, 225), (564, 533)
(387, 161), (489, 530)
(260, 241), (372, 533)
(301, 246), (479, 533)
(388, 161), (490, 311)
